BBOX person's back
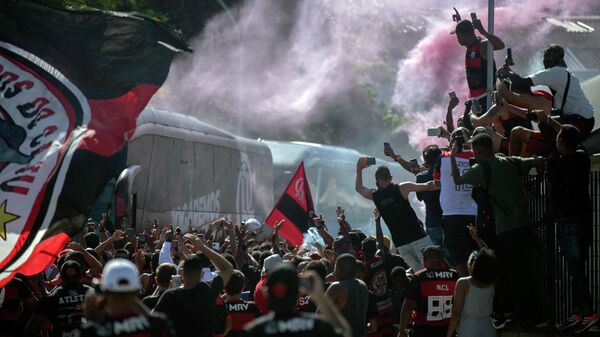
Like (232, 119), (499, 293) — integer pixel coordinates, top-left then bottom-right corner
(547, 149), (590, 218)
(457, 278), (495, 337)
(338, 278), (369, 337)
(244, 312), (342, 337)
(82, 311), (174, 337)
(462, 154), (533, 235)
(154, 276), (223, 337)
(372, 183), (425, 248)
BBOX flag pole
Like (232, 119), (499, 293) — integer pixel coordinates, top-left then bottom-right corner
(486, 0), (495, 109)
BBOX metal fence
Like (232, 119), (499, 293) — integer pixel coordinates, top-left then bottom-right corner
(527, 155), (600, 325)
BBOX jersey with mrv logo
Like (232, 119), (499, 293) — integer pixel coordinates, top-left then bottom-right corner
(81, 312), (175, 337)
(243, 312), (343, 337)
(405, 268), (459, 327)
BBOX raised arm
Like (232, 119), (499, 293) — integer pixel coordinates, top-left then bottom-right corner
(473, 18), (505, 51)
(193, 236), (234, 286)
(384, 146), (418, 175)
(355, 157), (374, 200)
(398, 181), (439, 200)
(446, 93), (459, 133)
(271, 220), (284, 256)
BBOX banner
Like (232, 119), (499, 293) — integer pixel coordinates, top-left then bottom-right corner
(264, 162), (315, 246)
(0, 1), (189, 287)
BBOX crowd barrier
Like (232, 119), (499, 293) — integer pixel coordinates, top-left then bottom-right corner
(527, 155), (600, 325)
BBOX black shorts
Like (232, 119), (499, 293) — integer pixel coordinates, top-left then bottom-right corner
(443, 215), (477, 265)
(413, 325), (448, 337)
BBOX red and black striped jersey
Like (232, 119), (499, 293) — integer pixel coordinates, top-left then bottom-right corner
(405, 268), (458, 327)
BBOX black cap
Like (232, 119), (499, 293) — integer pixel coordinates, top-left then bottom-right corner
(543, 44), (567, 66)
(453, 20), (474, 35)
(267, 263), (299, 312)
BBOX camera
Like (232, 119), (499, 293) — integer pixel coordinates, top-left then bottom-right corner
(526, 111), (538, 122)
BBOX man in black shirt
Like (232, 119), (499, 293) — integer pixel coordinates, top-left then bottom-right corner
(415, 145), (443, 246)
(355, 157), (438, 271)
(25, 261), (91, 337)
(80, 259), (175, 337)
(547, 124), (598, 333)
(153, 235), (234, 337)
(141, 263), (177, 309)
(243, 264), (351, 337)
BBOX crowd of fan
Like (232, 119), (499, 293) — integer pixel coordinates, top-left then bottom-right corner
(1, 13), (598, 337)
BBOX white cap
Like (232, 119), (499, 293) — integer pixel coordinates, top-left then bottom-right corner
(101, 259), (141, 292)
(245, 218), (262, 232)
(262, 254), (283, 274)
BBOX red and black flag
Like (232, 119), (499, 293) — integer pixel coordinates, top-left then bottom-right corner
(0, 1), (190, 287)
(265, 162), (315, 246)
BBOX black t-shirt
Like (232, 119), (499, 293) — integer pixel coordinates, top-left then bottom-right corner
(81, 311), (175, 337)
(547, 150), (591, 218)
(243, 312), (343, 337)
(372, 183), (426, 247)
(416, 168), (443, 228)
(242, 264), (261, 298)
(366, 291), (396, 337)
(36, 284), (92, 337)
(153, 276), (224, 337)
(142, 290), (166, 310)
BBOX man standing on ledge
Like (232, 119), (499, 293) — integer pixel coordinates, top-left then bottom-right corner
(355, 157), (438, 271)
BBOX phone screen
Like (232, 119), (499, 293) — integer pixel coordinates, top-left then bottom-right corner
(366, 157), (376, 166)
(126, 227), (135, 237)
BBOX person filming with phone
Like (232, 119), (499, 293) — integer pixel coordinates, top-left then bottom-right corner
(355, 156), (439, 271)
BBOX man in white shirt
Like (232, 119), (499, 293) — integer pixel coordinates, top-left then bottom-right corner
(499, 44), (595, 156)
(433, 128), (478, 276)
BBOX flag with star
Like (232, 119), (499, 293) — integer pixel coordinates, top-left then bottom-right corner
(0, 1), (189, 287)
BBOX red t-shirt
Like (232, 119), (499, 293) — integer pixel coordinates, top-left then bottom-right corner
(253, 275), (268, 315)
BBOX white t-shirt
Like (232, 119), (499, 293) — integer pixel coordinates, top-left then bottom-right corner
(529, 66), (595, 119)
(433, 151), (477, 216)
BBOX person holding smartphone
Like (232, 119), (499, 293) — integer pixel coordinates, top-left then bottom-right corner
(355, 157), (439, 271)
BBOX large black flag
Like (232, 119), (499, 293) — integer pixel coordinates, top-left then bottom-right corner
(0, 1), (190, 287)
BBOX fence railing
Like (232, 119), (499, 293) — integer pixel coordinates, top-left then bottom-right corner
(527, 155), (600, 325)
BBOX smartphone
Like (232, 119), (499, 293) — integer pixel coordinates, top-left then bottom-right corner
(449, 91), (457, 99)
(172, 240), (179, 250)
(409, 158), (419, 167)
(427, 128), (442, 137)
(212, 242), (220, 251)
(138, 233), (146, 245)
(171, 275), (182, 288)
(154, 218), (159, 228)
(383, 142), (391, 148)
(470, 12), (477, 21)
(494, 91), (503, 105)
(366, 157), (376, 166)
(472, 99), (482, 114)
(126, 227), (135, 237)
(506, 48), (514, 65)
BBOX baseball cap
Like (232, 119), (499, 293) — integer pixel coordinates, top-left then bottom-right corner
(267, 263), (299, 305)
(451, 20), (474, 35)
(101, 258), (141, 292)
(543, 44), (566, 66)
(244, 218), (262, 232)
(262, 254), (283, 273)
(333, 235), (354, 256)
